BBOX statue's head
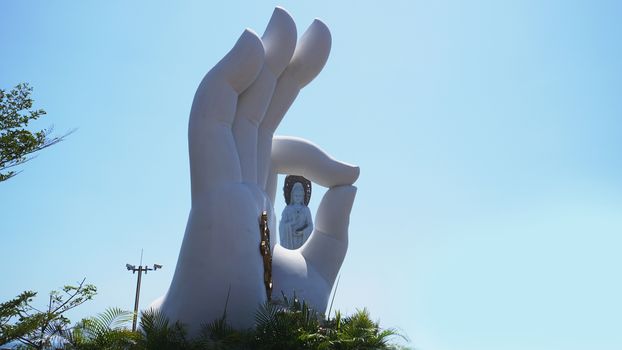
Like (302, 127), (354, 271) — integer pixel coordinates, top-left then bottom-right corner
(291, 183), (305, 204)
(283, 175), (312, 206)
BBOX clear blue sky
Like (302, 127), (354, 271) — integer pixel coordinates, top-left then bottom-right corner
(2, 1), (621, 349)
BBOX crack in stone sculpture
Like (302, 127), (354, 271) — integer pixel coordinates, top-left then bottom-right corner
(259, 211), (273, 301)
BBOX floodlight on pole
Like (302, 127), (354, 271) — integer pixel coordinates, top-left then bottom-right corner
(126, 249), (162, 331)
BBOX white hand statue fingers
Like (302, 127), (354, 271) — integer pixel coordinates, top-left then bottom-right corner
(232, 8), (296, 183)
(271, 136), (360, 187)
(189, 29), (264, 194)
(284, 19), (332, 89)
(207, 29), (265, 95)
(301, 185), (357, 285)
(258, 20), (332, 189)
(261, 7), (298, 77)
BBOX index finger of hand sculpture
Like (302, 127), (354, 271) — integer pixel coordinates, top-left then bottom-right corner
(188, 29), (265, 194)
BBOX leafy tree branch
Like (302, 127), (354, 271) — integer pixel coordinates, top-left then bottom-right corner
(0, 279), (96, 349)
(0, 83), (74, 182)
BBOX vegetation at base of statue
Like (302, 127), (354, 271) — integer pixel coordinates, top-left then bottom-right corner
(1, 285), (411, 350)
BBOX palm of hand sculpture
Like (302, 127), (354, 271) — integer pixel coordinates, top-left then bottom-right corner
(151, 7), (359, 334)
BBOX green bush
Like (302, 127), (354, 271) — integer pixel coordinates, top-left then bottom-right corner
(130, 294), (409, 350)
(2, 290), (410, 350)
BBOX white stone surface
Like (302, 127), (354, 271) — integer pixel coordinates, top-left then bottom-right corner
(150, 7), (359, 335)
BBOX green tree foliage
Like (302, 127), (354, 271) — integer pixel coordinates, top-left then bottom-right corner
(136, 309), (189, 350)
(65, 308), (140, 350)
(2, 286), (410, 349)
(0, 279), (96, 349)
(0, 83), (71, 182)
(130, 294), (408, 350)
(0, 291), (40, 345)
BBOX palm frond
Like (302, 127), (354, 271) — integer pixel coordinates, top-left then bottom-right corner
(90, 307), (133, 336)
(138, 308), (170, 336)
(138, 308), (188, 350)
(253, 301), (279, 328)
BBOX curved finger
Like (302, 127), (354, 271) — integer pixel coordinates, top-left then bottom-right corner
(198, 29), (265, 99)
(262, 7), (298, 77)
(271, 136), (359, 187)
(284, 18), (332, 88)
(258, 19), (332, 188)
(300, 185), (357, 285)
(189, 29), (264, 194)
(233, 7), (296, 183)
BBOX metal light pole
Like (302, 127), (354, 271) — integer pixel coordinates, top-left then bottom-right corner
(126, 250), (162, 331)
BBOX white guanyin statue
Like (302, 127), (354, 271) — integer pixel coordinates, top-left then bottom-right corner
(279, 175), (313, 249)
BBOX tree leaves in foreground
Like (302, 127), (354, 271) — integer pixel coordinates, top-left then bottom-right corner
(0, 279), (96, 349)
(0, 83), (72, 182)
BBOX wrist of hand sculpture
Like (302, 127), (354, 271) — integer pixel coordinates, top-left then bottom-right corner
(150, 7), (359, 335)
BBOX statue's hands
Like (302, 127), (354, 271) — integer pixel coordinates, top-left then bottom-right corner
(155, 7), (358, 334)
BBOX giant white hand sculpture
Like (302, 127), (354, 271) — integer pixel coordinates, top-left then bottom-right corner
(151, 8), (359, 335)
